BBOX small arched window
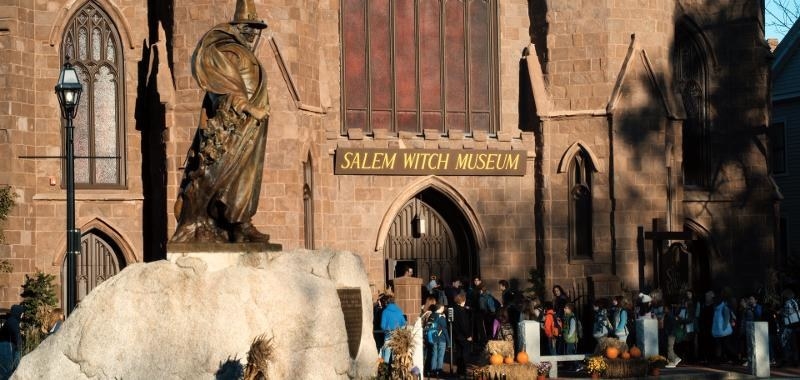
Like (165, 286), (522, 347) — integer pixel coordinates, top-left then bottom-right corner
(569, 151), (593, 260)
(303, 153), (314, 249)
(61, 1), (126, 187)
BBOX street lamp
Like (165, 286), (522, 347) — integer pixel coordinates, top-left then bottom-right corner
(55, 61), (82, 314)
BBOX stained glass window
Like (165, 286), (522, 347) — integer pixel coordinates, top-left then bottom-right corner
(341, 0), (498, 135)
(61, 1), (125, 187)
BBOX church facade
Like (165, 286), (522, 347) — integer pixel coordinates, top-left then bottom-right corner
(0, 0), (778, 309)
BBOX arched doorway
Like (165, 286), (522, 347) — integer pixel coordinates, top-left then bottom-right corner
(383, 188), (478, 286)
(62, 230), (127, 304)
(658, 223), (713, 297)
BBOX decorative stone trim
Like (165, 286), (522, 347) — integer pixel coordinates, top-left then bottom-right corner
(423, 129), (441, 140)
(347, 128), (364, 140)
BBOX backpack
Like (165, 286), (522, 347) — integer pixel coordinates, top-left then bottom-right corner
(494, 322), (514, 342)
(426, 314), (447, 344)
(783, 299), (800, 327)
(564, 314), (579, 343)
(593, 312), (610, 339)
(712, 302), (733, 338)
(424, 316), (438, 344)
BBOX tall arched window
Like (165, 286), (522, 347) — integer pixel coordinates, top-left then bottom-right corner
(61, 1), (126, 187)
(674, 26), (709, 188)
(569, 151), (593, 260)
(303, 153), (314, 249)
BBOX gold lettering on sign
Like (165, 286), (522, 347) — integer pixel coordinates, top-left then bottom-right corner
(341, 151), (397, 170)
(334, 148), (526, 176)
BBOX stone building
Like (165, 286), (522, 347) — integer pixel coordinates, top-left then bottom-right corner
(0, 0), (778, 310)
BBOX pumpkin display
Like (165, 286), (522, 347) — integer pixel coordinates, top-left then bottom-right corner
(504, 356), (515, 364)
(516, 351), (530, 364)
(605, 346), (620, 359)
(489, 353), (504, 365)
(629, 345), (642, 358)
(621, 351), (631, 360)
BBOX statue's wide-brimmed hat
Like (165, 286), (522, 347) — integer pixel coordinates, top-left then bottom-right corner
(231, 0), (267, 29)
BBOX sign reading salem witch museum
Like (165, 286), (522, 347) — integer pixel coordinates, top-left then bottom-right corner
(334, 148), (526, 176)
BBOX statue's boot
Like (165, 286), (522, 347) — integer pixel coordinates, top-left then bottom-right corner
(232, 222), (270, 243)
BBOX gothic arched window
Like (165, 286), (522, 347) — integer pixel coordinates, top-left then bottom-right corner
(569, 151), (593, 260)
(61, 1), (126, 187)
(674, 27), (709, 188)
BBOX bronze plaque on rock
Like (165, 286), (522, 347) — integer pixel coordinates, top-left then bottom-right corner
(337, 288), (363, 358)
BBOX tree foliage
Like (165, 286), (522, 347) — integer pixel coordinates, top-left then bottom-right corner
(0, 186), (16, 243)
(19, 272), (59, 354)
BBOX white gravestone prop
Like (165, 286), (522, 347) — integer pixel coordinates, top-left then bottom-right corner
(636, 318), (659, 358)
(750, 321), (769, 377)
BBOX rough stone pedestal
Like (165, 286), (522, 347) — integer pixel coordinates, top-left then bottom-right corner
(12, 249), (377, 380)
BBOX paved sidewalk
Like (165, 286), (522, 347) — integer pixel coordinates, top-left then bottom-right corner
(428, 362), (800, 379)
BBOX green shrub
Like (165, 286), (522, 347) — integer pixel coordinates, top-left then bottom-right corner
(0, 186), (16, 243)
(20, 272), (58, 354)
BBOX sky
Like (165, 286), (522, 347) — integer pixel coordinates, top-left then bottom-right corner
(765, 1), (798, 41)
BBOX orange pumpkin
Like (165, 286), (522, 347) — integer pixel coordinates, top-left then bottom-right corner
(504, 356), (515, 364)
(516, 351), (530, 364)
(629, 346), (642, 358)
(489, 353), (504, 365)
(621, 351), (631, 359)
(605, 346), (620, 359)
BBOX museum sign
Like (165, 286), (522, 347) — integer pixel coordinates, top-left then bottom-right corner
(334, 148), (526, 176)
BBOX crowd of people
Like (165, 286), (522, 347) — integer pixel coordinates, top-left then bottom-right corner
(373, 274), (800, 377)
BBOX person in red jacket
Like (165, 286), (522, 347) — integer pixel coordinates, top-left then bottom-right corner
(543, 301), (560, 355)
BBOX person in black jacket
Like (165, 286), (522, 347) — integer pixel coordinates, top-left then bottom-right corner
(0, 304), (24, 375)
(452, 291), (473, 376)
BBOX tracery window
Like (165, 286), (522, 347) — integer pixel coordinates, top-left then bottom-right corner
(569, 151), (593, 260)
(61, 1), (126, 187)
(341, 0), (499, 135)
(674, 28), (709, 188)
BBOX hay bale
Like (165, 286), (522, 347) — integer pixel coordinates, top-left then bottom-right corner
(603, 358), (648, 378)
(485, 340), (514, 358)
(474, 364), (538, 380)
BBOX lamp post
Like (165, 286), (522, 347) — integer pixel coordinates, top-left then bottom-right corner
(55, 61), (82, 314)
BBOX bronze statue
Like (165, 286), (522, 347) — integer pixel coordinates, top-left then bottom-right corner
(172, 0), (271, 243)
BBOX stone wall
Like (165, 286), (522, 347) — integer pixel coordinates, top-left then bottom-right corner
(0, 0), (777, 309)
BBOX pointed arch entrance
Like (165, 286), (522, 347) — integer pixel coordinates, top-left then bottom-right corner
(382, 187), (480, 286)
(657, 220), (714, 295)
(683, 221), (714, 293)
(61, 229), (127, 304)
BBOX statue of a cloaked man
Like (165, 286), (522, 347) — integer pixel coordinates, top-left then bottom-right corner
(172, 0), (272, 243)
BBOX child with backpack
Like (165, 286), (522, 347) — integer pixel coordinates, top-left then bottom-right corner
(592, 298), (612, 344)
(543, 301), (560, 355)
(563, 303), (579, 355)
(425, 304), (450, 378)
(711, 296), (737, 364)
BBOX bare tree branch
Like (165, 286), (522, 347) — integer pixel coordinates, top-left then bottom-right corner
(766, 0), (800, 35)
